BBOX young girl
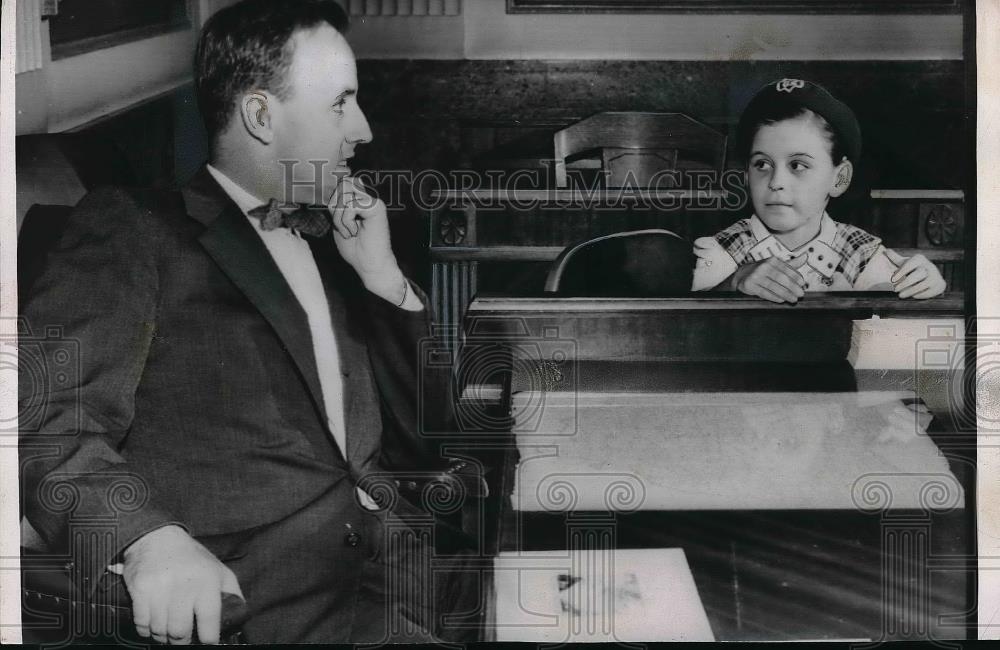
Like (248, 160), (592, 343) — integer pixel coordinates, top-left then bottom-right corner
(692, 78), (946, 303)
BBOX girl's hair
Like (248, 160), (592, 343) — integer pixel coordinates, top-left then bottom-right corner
(735, 78), (861, 165)
(737, 96), (848, 165)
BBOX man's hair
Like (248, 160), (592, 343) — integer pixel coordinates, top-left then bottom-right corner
(194, 0), (349, 148)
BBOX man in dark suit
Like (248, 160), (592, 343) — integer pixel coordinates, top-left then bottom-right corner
(19, 0), (456, 643)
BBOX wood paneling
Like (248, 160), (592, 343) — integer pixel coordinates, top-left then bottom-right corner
(507, 0), (962, 13)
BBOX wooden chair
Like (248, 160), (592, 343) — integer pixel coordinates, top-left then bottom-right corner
(544, 229), (695, 296)
(552, 112), (726, 188)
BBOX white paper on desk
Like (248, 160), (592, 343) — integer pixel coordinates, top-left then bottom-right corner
(513, 391), (963, 511)
(848, 317), (966, 413)
(847, 317), (964, 370)
(493, 548), (714, 642)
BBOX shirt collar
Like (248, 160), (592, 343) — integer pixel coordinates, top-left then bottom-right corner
(206, 164), (267, 217)
(748, 212), (837, 252)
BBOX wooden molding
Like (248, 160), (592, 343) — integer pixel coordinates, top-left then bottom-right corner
(507, 0), (961, 14)
(344, 0), (461, 16)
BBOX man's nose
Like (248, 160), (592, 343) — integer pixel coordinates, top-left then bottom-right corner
(348, 105), (373, 145)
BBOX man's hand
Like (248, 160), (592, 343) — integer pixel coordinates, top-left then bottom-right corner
(728, 254), (808, 304)
(328, 176), (403, 289)
(122, 525), (243, 645)
(884, 249), (947, 299)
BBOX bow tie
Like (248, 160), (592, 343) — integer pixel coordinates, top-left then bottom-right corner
(247, 199), (332, 238)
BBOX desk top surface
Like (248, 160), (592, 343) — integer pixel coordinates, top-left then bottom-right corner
(468, 292), (966, 315)
(510, 390), (962, 512)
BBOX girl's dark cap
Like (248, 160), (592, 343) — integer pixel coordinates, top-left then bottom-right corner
(736, 78), (862, 163)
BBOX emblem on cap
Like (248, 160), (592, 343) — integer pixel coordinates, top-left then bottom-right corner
(776, 78), (806, 93)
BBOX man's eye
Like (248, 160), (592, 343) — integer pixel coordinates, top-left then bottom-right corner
(332, 101), (346, 114)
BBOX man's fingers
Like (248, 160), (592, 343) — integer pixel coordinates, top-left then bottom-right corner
(339, 180), (360, 236)
(220, 567), (244, 600)
(343, 198), (360, 237)
(344, 176), (377, 212)
(333, 201), (353, 237)
(328, 175), (358, 237)
(166, 593), (196, 645)
(120, 527), (237, 645)
(149, 596), (169, 644)
(131, 593), (151, 638)
(328, 181), (353, 238)
(193, 589), (222, 645)
(330, 209), (351, 239)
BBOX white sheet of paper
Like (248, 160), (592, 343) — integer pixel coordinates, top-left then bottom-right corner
(847, 317), (964, 370)
(512, 391), (963, 511)
(493, 548), (714, 642)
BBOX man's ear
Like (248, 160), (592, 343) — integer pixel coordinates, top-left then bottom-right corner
(829, 158), (853, 198)
(239, 91), (273, 144)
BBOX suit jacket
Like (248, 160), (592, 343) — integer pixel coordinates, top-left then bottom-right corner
(19, 168), (442, 596)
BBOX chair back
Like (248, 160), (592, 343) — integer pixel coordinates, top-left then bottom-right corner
(545, 229), (695, 296)
(553, 112), (726, 188)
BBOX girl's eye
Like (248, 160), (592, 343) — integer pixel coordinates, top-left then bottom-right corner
(332, 101), (346, 114)
(790, 160), (810, 172)
(751, 159), (772, 171)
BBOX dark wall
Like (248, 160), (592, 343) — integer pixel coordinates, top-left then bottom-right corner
(352, 59), (966, 188)
(349, 59), (967, 286)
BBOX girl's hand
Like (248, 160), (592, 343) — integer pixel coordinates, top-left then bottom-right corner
(730, 254), (808, 304)
(884, 249), (947, 299)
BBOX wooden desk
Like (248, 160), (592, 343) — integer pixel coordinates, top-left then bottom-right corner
(455, 294), (971, 641)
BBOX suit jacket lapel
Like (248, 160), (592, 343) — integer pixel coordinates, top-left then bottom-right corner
(182, 169), (340, 464)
